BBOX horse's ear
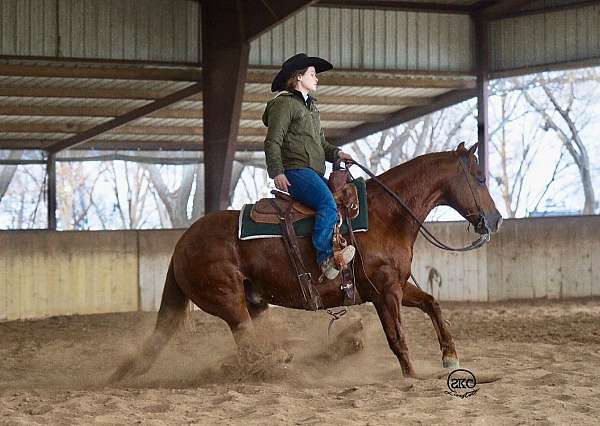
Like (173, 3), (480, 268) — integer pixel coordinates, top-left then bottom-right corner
(467, 142), (479, 157)
(456, 142), (466, 152)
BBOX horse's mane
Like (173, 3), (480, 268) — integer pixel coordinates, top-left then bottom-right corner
(372, 150), (457, 183)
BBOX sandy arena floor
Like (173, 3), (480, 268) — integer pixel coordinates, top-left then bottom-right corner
(1, 297), (600, 425)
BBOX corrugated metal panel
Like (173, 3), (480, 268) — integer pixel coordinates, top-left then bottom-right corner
(490, 4), (600, 72)
(249, 7), (474, 72)
(0, 0), (198, 63)
(1, 0), (58, 56)
(59, 0), (199, 62)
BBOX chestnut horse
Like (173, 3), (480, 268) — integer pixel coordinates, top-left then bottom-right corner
(111, 142), (502, 381)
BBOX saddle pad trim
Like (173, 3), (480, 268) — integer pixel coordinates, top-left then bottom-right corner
(238, 178), (368, 241)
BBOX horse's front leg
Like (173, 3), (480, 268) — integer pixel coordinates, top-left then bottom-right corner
(372, 266), (417, 378)
(401, 282), (459, 369)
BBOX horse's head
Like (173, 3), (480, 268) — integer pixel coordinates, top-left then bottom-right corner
(445, 142), (502, 235)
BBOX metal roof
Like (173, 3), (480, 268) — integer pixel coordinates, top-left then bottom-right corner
(0, 59), (475, 151)
(1, 0), (598, 153)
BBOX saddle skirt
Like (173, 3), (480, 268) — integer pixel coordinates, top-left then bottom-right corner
(250, 182), (360, 225)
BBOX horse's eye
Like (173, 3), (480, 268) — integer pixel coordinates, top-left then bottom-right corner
(476, 174), (486, 184)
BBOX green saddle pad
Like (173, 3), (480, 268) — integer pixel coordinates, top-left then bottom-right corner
(238, 177), (368, 240)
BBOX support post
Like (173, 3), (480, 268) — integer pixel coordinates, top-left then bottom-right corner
(47, 153), (57, 230)
(201, 0), (315, 213)
(475, 17), (490, 179)
(201, 0), (249, 213)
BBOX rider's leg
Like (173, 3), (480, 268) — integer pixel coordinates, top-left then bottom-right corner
(284, 168), (337, 264)
(284, 168), (355, 279)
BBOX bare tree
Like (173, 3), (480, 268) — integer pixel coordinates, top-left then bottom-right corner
(520, 71), (598, 214)
(57, 161), (100, 230)
(487, 82), (542, 218)
(1, 162), (46, 229)
(145, 152), (267, 228)
(0, 150), (23, 204)
(348, 101), (477, 176)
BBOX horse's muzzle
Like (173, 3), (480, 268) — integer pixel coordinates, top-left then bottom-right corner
(475, 212), (502, 234)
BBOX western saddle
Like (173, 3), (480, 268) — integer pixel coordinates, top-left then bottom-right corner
(249, 161), (362, 310)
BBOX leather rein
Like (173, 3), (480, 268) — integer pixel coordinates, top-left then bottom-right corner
(349, 158), (491, 252)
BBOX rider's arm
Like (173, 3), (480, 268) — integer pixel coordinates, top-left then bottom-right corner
(264, 99), (293, 179)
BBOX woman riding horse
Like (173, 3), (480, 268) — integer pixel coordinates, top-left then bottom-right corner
(263, 53), (355, 280)
(110, 142), (502, 381)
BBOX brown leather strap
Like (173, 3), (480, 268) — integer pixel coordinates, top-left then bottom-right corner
(343, 207), (362, 305)
(269, 199), (322, 310)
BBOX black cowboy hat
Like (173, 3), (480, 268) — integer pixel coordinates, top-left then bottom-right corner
(271, 53), (333, 92)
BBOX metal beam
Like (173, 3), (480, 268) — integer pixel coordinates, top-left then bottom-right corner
(0, 54), (198, 68)
(0, 104), (394, 122)
(45, 82), (202, 154)
(0, 59), (470, 89)
(0, 105), (203, 119)
(0, 124), (349, 139)
(329, 89), (478, 146)
(247, 69), (476, 89)
(46, 153), (57, 230)
(0, 63), (201, 81)
(0, 62), (474, 89)
(489, 57), (600, 80)
(202, 0), (250, 212)
(474, 16), (490, 178)
(0, 122), (213, 135)
(474, 0), (538, 20)
(0, 139), (265, 152)
(0, 85), (434, 106)
(0, 151), (267, 165)
(0, 85), (170, 100)
(317, 1), (472, 14)
(481, 0), (600, 21)
(201, 0), (315, 212)
(306, 95), (433, 106)
(241, 0), (318, 41)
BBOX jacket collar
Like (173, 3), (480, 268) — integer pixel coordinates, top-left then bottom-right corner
(288, 90), (317, 108)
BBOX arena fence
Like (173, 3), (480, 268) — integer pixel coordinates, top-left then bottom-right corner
(1, 215), (599, 321)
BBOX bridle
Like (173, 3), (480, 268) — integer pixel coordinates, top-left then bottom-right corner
(349, 156), (491, 252)
(457, 155), (492, 238)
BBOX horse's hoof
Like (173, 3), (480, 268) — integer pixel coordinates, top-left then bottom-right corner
(443, 357), (460, 369)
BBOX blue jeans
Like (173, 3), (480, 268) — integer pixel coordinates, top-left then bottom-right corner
(284, 168), (337, 265)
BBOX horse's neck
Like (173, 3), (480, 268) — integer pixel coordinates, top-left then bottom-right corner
(368, 155), (449, 242)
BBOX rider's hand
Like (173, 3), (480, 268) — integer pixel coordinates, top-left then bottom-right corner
(274, 174), (291, 192)
(337, 151), (354, 165)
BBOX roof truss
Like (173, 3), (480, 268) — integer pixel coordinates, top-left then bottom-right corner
(0, 60), (475, 152)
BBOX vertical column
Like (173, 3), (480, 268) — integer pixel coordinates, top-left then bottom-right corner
(47, 153), (57, 230)
(202, 0), (249, 213)
(475, 18), (490, 178)
(200, 0), (315, 214)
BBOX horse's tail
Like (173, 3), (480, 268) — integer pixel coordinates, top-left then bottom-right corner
(109, 258), (188, 383)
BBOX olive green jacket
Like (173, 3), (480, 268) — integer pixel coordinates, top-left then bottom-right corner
(263, 91), (340, 178)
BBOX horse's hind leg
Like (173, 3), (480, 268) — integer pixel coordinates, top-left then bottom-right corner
(181, 268), (260, 361)
(401, 282), (459, 369)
